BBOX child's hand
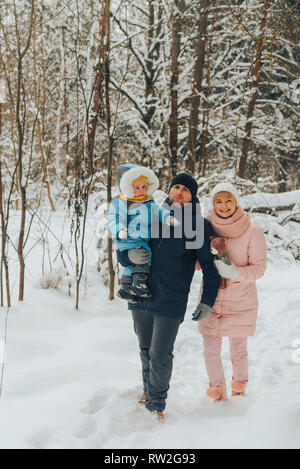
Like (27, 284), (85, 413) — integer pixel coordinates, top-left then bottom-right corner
(210, 236), (226, 255)
(165, 215), (180, 227)
(118, 228), (128, 240)
(210, 237), (232, 265)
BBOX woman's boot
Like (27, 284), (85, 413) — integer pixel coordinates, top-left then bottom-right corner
(231, 380), (247, 396)
(206, 381), (227, 402)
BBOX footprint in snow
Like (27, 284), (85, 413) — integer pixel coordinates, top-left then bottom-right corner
(195, 394), (255, 419)
(81, 387), (115, 415)
(73, 417), (98, 439)
(27, 428), (52, 449)
(117, 386), (143, 402)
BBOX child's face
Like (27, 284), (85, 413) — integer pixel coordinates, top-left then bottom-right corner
(133, 180), (148, 197)
(214, 192), (237, 218)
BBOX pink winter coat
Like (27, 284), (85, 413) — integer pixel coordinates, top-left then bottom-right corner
(198, 206), (267, 338)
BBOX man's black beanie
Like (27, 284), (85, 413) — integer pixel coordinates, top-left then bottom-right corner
(169, 173), (198, 202)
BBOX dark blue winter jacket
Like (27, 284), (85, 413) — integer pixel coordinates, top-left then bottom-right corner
(118, 197), (221, 320)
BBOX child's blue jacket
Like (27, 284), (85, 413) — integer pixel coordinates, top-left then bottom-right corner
(107, 197), (170, 252)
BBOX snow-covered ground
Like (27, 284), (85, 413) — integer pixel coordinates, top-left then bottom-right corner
(0, 206), (299, 449)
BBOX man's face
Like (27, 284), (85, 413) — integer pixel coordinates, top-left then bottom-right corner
(169, 184), (192, 205)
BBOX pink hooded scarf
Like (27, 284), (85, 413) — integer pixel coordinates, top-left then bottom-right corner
(207, 205), (250, 239)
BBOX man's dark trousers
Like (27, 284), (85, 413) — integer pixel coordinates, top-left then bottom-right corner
(132, 309), (181, 413)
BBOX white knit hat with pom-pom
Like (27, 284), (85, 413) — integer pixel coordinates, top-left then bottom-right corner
(210, 182), (240, 206)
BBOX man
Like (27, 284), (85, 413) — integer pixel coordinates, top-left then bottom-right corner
(118, 173), (221, 420)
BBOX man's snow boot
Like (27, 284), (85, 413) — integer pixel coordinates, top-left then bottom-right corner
(138, 393), (146, 405)
(231, 380), (247, 396)
(206, 381), (227, 402)
(151, 410), (165, 422)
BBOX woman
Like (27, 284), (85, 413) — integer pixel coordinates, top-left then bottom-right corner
(197, 182), (267, 401)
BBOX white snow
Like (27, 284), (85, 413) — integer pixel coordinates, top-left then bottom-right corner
(240, 190), (300, 211)
(0, 207), (299, 449)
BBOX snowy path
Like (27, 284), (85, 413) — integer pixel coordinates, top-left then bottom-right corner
(0, 264), (299, 449)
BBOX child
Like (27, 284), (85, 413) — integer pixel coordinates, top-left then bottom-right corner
(107, 163), (177, 303)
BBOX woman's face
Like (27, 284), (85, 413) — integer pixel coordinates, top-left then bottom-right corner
(214, 191), (237, 218)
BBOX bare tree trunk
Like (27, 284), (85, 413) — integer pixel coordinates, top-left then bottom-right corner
(16, 52), (26, 302)
(3, 45), (19, 210)
(0, 105), (11, 308)
(169, 0), (185, 177)
(15, 0), (35, 301)
(33, 15), (55, 211)
(0, 172), (11, 308)
(238, 0), (271, 178)
(199, 22), (212, 177)
(90, 0), (94, 17)
(62, 26), (70, 160)
(86, 0), (115, 300)
(187, 0), (210, 174)
(73, 0), (110, 309)
(86, 1), (106, 158)
(0, 103), (3, 305)
(103, 0), (115, 301)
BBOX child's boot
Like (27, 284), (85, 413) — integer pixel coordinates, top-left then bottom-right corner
(117, 276), (138, 303)
(231, 380), (247, 396)
(117, 288), (138, 303)
(132, 265), (152, 297)
(206, 381), (227, 402)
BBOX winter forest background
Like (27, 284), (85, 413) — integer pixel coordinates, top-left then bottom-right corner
(0, 0), (299, 450)
(0, 0), (299, 307)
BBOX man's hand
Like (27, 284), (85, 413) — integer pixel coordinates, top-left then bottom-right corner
(214, 259), (238, 280)
(192, 303), (212, 321)
(128, 247), (150, 265)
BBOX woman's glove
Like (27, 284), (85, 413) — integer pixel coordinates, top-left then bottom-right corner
(165, 215), (180, 227)
(214, 259), (238, 280)
(192, 303), (212, 321)
(128, 247), (150, 265)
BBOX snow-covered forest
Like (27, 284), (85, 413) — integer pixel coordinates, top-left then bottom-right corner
(0, 0), (299, 305)
(0, 0), (299, 449)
